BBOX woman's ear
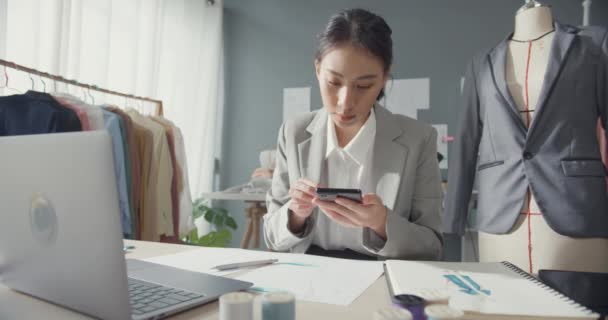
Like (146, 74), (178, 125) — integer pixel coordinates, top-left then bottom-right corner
(314, 59), (321, 79)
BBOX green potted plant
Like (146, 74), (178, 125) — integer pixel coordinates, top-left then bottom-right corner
(185, 198), (238, 247)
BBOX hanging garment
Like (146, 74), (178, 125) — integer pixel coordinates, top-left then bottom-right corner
(54, 98), (92, 131)
(106, 106), (141, 238)
(152, 116), (193, 238)
(152, 117), (181, 243)
(102, 109), (132, 237)
(126, 115), (154, 240)
(171, 124), (193, 237)
(127, 109), (174, 241)
(0, 91), (82, 135)
(444, 22), (608, 237)
(52, 93), (105, 130)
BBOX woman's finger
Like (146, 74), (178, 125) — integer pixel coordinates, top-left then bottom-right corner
(320, 208), (359, 227)
(362, 193), (383, 205)
(315, 199), (361, 224)
(294, 180), (317, 197)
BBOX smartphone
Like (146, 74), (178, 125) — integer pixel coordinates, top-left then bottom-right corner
(315, 187), (362, 203)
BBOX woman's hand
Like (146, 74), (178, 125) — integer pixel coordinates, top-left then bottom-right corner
(313, 193), (388, 239)
(287, 178), (319, 233)
(251, 168), (274, 179)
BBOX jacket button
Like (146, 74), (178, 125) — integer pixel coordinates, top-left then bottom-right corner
(523, 152), (533, 160)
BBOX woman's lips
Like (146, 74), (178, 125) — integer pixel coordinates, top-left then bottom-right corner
(337, 114), (356, 122)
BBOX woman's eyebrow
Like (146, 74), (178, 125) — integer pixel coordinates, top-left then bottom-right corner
(326, 68), (378, 80)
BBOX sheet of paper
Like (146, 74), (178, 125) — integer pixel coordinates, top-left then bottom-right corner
(143, 248), (384, 306)
(461, 77), (465, 94)
(143, 247), (279, 276)
(381, 78), (430, 119)
(432, 124), (448, 169)
(283, 87), (310, 122)
(237, 253), (383, 306)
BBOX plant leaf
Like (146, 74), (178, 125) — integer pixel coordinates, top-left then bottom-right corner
(204, 209), (215, 223)
(225, 217), (237, 230)
(214, 214), (225, 228)
(215, 229), (232, 246)
(198, 232), (215, 246)
(192, 207), (207, 220)
(188, 228), (199, 241)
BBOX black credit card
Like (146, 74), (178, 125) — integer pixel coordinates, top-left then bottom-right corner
(316, 188), (362, 202)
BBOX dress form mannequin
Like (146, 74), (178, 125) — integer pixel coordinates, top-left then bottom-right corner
(477, 5), (608, 274)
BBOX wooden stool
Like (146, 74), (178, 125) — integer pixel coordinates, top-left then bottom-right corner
(241, 201), (267, 249)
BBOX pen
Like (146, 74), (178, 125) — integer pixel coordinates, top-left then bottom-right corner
(213, 259), (279, 271)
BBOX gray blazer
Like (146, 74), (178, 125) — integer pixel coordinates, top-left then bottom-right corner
(263, 105), (443, 260)
(444, 22), (608, 237)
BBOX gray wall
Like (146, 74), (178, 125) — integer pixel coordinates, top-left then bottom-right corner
(219, 0), (608, 256)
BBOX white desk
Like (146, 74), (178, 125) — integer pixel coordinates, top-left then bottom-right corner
(0, 240), (393, 320)
(201, 192), (267, 249)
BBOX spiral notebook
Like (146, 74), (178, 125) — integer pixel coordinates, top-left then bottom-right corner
(384, 260), (600, 319)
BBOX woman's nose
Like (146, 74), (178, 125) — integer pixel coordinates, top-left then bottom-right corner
(337, 87), (355, 113)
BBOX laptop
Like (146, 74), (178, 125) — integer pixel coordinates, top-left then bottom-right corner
(0, 131), (252, 320)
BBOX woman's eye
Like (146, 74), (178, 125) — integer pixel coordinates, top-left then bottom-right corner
(328, 81), (341, 87)
(357, 84), (373, 90)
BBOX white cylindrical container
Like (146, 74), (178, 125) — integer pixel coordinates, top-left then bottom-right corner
(219, 292), (254, 320)
(261, 292), (295, 320)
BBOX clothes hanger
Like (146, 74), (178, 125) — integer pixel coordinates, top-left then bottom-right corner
(0, 65), (9, 92)
(135, 99), (142, 113)
(1, 66), (22, 94)
(39, 75), (47, 93)
(28, 72), (36, 91)
(87, 87), (95, 105)
(138, 100), (145, 114)
(81, 86), (88, 103)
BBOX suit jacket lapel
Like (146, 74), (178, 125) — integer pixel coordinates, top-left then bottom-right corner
(527, 22), (575, 136)
(371, 106), (408, 211)
(298, 109), (327, 185)
(297, 106), (408, 210)
(489, 38), (528, 133)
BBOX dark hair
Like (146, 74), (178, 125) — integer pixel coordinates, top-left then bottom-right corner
(315, 8), (393, 101)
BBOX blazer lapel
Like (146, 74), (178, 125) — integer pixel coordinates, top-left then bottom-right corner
(489, 39), (527, 133)
(297, 109), (327, 185)
(527, 22), (575, 137)
(371, 106), (408, 211)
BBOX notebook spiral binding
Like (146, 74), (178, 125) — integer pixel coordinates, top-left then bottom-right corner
(501, 261), (598, 316)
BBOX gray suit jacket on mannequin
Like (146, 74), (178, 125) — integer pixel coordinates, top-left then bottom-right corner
(263, 105), (443, 260)
(444, 22), (608, 237)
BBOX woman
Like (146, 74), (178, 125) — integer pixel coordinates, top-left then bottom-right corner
(263, 8), (443, 260)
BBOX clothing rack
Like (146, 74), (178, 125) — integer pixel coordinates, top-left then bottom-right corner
(0, 58), (163, 116)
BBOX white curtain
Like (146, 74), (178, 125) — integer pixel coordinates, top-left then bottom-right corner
(0, 0), (223, 198)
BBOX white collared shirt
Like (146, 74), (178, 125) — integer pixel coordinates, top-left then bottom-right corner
(311, 108), (377, 254)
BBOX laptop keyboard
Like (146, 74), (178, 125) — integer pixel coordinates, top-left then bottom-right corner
(128, 278), (205, 316)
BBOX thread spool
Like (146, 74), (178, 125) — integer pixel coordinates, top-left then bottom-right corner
(261, 292), (295, 320)
(373, 307), (413, 320)
(424, 305), (464, 320)
(219, 292), (254, 320)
